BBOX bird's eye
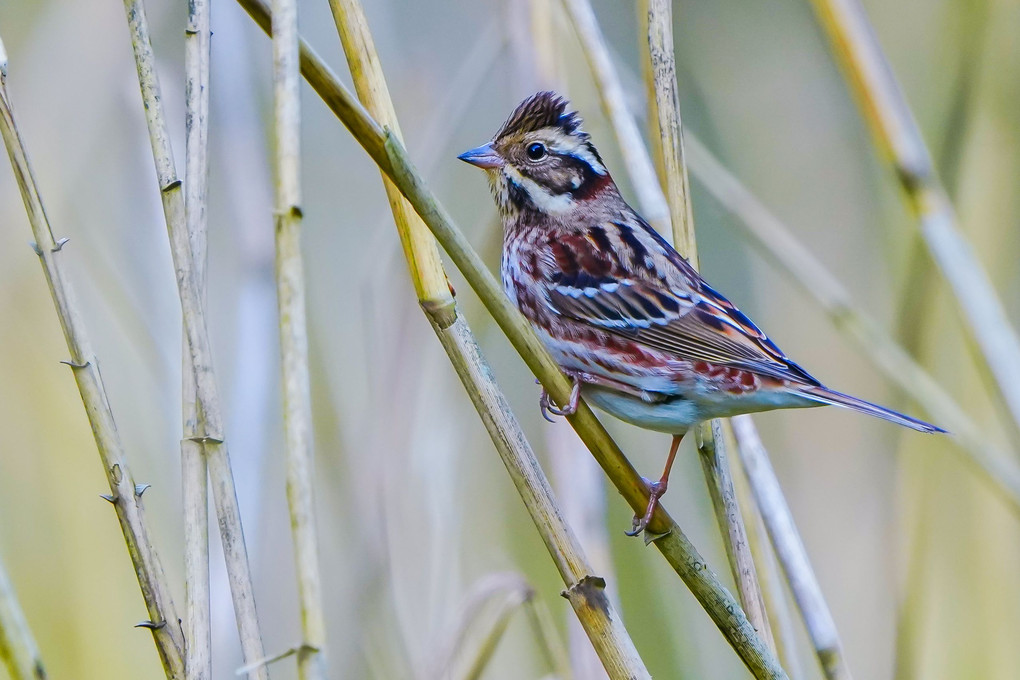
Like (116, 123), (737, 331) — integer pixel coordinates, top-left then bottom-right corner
(526, 142), (547, 160)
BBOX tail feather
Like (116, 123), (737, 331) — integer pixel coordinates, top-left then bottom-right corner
(797, 386), (947, 434)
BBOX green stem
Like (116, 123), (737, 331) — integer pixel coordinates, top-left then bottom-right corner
(235, 2), (785, 675)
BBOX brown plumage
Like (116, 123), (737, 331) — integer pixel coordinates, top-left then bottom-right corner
(459, 92), (944, 534)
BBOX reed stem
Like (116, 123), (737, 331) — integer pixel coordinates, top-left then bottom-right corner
(183, 0), (212, 676)
(684, 135), (1020, 512)
(235, 2), (786, 675)
(0, 552), (46, 680)
(560, 0), (671, 236)
(732, 415), (853, 680)
(271, 0), (328, 676)
(323, 1), (649, 676)
(0, 35), (184, 679)
(697, 421), (777, 654)
(119, 1), (269, 676)
(643, 0), (775, 653)
(644, 0), (696, 260)
(727, 424), (806, 679)
(807, 0), (1020, 440)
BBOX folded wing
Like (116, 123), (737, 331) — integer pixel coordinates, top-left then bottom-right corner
(543, 217), (820, 387)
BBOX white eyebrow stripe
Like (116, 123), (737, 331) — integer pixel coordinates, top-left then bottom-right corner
(548, 137), (606, 176)
(569, 145), (607, 175)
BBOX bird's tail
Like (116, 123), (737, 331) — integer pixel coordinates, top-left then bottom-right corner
(796, 386), (946, 434)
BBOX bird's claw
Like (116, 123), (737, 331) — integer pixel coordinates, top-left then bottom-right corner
(539, 375), (581, 422)
(625, 478), (667, 537)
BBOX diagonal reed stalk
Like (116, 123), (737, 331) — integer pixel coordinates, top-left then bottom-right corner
(0, 550), (46, 680)
(644, 0), (776, 655)
(806, 0), (1020, 441)
(236, 1), (785, 676)
(569, 1), (859, 675)
(643, 4), (849, 675)
(323, 1), (647, 677)
(271, 0), (328, 677)
(0, 35), (185, 679)
(683, 135), (1020, 512)
(183, 0), (212, 677)
(423, 319), (650, 679)
(732, 415), (852, 680)
(697, 421), (777, 654)
(576, 0), (1020, 512)
(324, 0), (448, 303)
(522, 4), (617, 677)
(119, 1), (270, 677)
(571, 0), (780, 654)
(726, 424), (805, 679)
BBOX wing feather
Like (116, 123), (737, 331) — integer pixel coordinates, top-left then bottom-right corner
(542, 216), (820, 386)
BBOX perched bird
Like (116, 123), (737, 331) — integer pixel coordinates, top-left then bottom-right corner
(459, 91), (944, 535)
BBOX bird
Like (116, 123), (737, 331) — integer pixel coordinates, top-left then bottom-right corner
(458, 91), (944, 536)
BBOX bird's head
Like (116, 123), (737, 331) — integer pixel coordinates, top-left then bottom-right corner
(458, 91), (614, 220)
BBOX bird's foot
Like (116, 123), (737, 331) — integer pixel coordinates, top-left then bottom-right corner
(625, 477), (668, 538)
(539, 374), (581, 422)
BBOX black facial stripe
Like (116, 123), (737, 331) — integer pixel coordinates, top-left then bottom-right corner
(505, 175), (530, 209)
(517, 150), (599, 196)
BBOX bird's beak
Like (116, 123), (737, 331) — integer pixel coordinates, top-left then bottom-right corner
(457, 143), (504, 170)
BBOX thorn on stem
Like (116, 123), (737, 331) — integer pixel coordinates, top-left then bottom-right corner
(51, 237), (70, 252)
(99, 494), (118, 504)
(135, 619), (166, 630)
(135, 483), (151, 497)
(60, 359), (89, 369)
(643, 528), (670, 545)
(185, 435), (223, 444)
(29, 241), (41, 256)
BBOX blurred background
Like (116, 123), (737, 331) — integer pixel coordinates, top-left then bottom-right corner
(0, 0), (1017, 678)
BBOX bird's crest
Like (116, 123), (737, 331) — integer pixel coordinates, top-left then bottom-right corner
(496, 91), (588, 141)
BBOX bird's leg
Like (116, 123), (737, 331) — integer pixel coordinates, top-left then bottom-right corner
(539, 373), (582, 422)
(626, 433), (684, 537)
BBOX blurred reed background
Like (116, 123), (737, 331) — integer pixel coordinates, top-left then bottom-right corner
(0, 0), (1018, 678)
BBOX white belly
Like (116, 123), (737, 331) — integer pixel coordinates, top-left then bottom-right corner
(582, 385), (701, 435)
(581, 384), (820, 435)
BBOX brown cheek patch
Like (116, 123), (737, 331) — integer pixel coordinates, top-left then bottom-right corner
(571, 172), (612, 201)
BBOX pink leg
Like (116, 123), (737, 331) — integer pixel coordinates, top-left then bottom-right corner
(626, 433), (684, 537)
(539, 374), (582, 422)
